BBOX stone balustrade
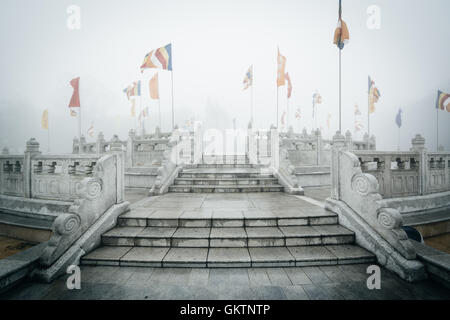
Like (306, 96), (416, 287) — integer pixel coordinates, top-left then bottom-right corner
(354, 135), (450, 199)
(325, 132), (427, 282)
(0, 138), (129, 282)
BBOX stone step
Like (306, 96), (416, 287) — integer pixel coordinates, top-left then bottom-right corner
(294, 166), (331, 174)
(101, 225), (354, 248)
(178, 172), (274, 179)
(118, 208), (339, 228)
(168, 185), (285, 193)
(184, 164), (257, 169)
(81, 244), (375, 268)
(174, 177), (279, 186)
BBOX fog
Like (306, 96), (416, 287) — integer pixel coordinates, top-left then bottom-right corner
(0, 0), (449, 154)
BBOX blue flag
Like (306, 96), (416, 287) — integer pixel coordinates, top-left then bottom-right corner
(395, 109), (402, 128)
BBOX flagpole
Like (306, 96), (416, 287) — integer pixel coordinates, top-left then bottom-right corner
(339, 48), (342, 133)
(276, 87), (279, 128)
(368, 87), (370, 138)
(79, 105), (82, 139)
(171, 70), (175, 130)
(158, 98), (162, 129)
(436, 107), (439, 151)
(251, 76), (254, 124)
(287, 97), (289, 131)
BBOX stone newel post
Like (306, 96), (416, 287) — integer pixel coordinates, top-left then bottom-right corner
(270, 125), (279, 170)
(330, 132), (346, 200)
(1, 147), (9, 155)
(24, 138), (41, 198)
(410, 134), (427, 195)
(96, 132), (105, 154)
(109, 135), (125, 203)
(315, 129), (322, 165)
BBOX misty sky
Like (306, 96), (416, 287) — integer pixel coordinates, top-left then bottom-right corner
(0, 0), (449, 154)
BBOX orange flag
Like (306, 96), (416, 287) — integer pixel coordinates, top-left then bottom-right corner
(286, 72), (293, 98)
(68, 77), (80, 107)
(277, 48), (287, 87)
(149, 73), (159, 100)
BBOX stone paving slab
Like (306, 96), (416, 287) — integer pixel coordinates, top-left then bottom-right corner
(207, 248), (251, 267)
(163, 248), (208, 267)
(287, 246), (338, 266)
(325, 245), (375, 264)
(82, 246), (132, 266)
(249, 247), (295, 267)
(120, 247), (170, 267)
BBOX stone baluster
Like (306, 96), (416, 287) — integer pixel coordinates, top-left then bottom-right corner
(96, 132), (105, 154)
(2, 147), (9, 155)
(270, 125), (279, 170)
(345, 130), (353, 151)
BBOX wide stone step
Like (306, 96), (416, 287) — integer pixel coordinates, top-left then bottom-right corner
(168, 185), (285, 193)
(178, 172), (274, 179)
(81, 244), (375, 268)
(101, 225), (354, 248)
(118, 208), (339, 228)
(174, 177), (279, 186)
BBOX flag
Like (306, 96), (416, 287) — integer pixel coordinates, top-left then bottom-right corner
(354, 104), (362, 116)
(87, 122), (94, 137)
(312, 92), (322, 118)
(123, 81), (141, 100)
(130, 99), (136, 117)
(355, 120), (363, 132)
(295, 107), (301, 119)
(41, 109), (48, 130)
(395, 109), (402, 128)
(243, 65), (253, 90)
(368, 76), (381, 113)
(436, 90), (450, 112)
(140, 43), (172, 73)
(286, 72), (293, 98)
(333, 0), (350, 50)
(70, 108), (77, 117)
(149, 73), (159, 99)
(68, 77), (80, 108)
(277, 48), (287, 87)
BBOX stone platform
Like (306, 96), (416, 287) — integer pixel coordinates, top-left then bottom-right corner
(82, 193), (375, 268)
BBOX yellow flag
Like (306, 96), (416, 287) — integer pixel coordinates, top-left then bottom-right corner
(131, 99), (136, 117)
(277, 48), (287, 87)
(41, 109), (48, 130)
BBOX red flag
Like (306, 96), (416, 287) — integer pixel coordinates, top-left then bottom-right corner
(69, 77), (80, 108)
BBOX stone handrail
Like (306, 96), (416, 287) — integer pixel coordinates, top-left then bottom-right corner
(325, 132), (426, 282)
(276, 133), (304, 195)
(1, 138), (129, 282)
(149, 128), (182, 195)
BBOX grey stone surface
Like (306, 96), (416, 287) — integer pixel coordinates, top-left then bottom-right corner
(249, 247), (295, 267)
(163, 248), (208, 267)
(82, 246), (132, 265)
(288, 246), (337, 266)
(120, 247), (169, 267)
(207, 248), (251, 267)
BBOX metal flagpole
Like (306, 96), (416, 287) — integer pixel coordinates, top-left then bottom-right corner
(436, 108), (439, 151)
(277, 87), (279, 128)
(287, 96), (289, 130)
(339, 49), (342, 133)
(251, 70), (254, 124)
(158, 98), (162, 129)
(78, 105), (82, 139)
(171, 71), (175, 130)
(368, 85), (370, 137)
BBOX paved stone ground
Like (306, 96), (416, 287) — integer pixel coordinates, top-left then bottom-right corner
(302, 187), (331, 203)
(0, 236), (34, 260)
(1, 263), (449, 300)
(125, 188), (150, 205)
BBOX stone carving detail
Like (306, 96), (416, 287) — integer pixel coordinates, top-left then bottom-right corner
(54, 213), (81, 235)
(377, 207), (402, 230)
(81, 177), (103, 200)
(351, 173), (378, 196)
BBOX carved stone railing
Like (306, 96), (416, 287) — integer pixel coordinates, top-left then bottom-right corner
(0, 138), (129, 281)
(279, 127), (375, 167)
(325, 132), (427, 282)
(149, 127), (183, 195)
(354, 135), (450, 200)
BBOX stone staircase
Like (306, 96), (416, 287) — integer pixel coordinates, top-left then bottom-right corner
(169, 155), (284, 193)
(81, 203), (375, 268)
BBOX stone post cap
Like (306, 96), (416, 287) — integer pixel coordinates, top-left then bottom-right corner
(79, 135), (86, 143)
(248, 121), (252, 129)
(345, 130), (352, 139)
(411, 134), (426, 151)
(128, 129), (136, 137)
(302, 128), (307, 137)
(97, 132), (105, 141)
(25, 138), (40, 153)
(363, 133), (369, 141)
(2, 147), (9, 155)
(438, 145), (445, 152)
(315, 128), (322, 137)
(270, 124), (276, 130)
(73, 136), (79, 142)
(332, 131), (346, 149)
(110, 135), (122, 151)
(173, 124), (179, 130)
